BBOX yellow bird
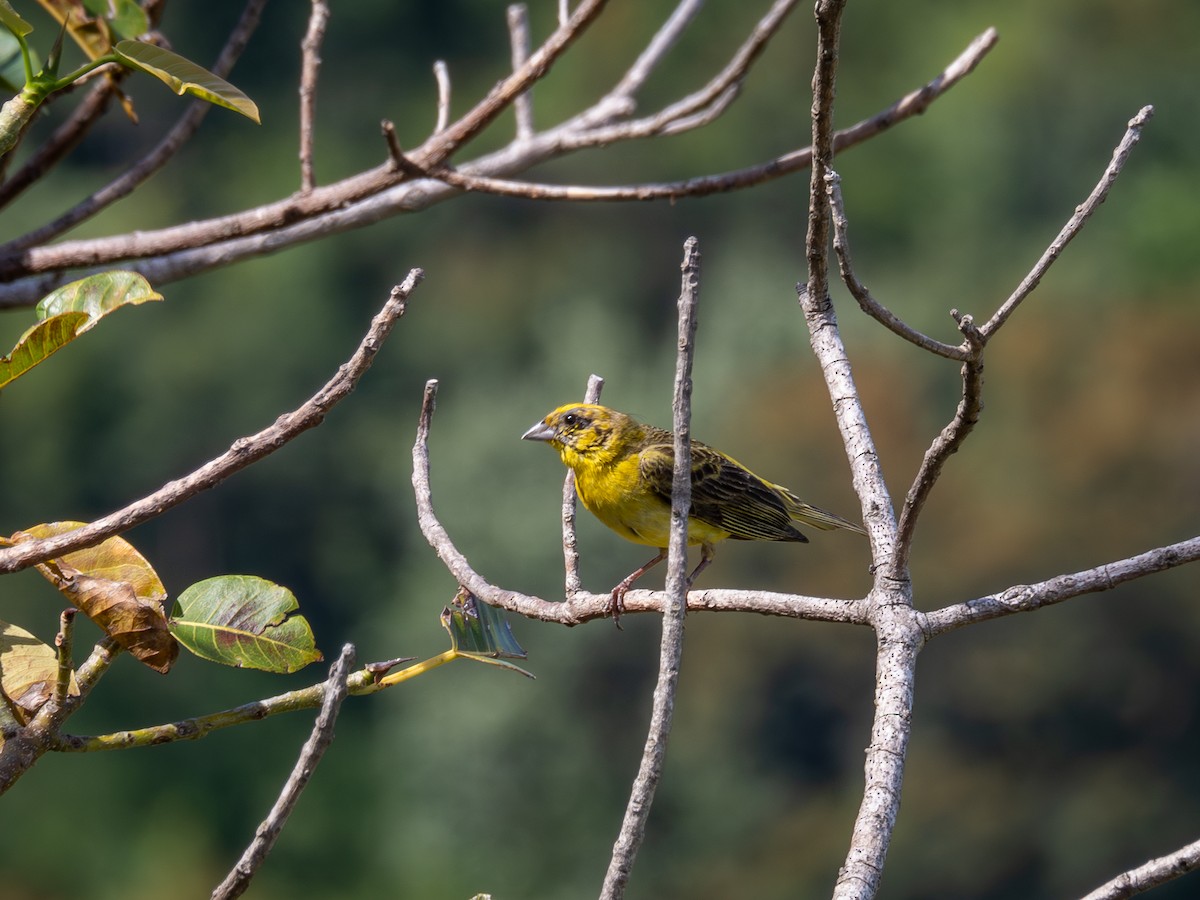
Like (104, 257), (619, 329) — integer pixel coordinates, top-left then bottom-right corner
(522, 403), (865, 623)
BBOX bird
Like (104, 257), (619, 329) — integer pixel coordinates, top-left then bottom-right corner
(522, 403), (865, 624)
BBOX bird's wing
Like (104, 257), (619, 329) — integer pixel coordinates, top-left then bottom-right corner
(638, 439), (805, 542)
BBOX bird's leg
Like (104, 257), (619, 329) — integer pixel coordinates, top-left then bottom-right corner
(685, 543), (716, 590)
(609, 549), (667, 629)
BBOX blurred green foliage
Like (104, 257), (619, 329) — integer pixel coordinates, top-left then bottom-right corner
(1, 0), (1198, 898)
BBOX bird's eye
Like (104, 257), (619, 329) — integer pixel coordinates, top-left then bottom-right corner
(563, 413), (579, 427)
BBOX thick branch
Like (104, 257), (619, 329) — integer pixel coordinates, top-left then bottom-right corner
(0, 272), (423, 575)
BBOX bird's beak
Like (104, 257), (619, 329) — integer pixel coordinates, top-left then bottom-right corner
(522, 420), (555, 442)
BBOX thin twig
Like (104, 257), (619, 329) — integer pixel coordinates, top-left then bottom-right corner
(827, 170), (967, 360)
(568, 0), (799, 143)
(923, 534), (1200, 636)
(52, 610), (77, 707)
(211, 644), (355, 900)
(432, 61), (451, 134)
(0, 272), (424, 575)
(0, 0), (270, 251)
(607, 0), (704, 101)
(601, 237), (700, 899)
(1078, 835), (1200, 900)
(507, 4), (535, 141)
(980, 105), (1154, 340)
(890, 314), (984, 579)
(562, 374), (605, 595)
(299, 0), (331, 193)
(52, 651), (453, 753)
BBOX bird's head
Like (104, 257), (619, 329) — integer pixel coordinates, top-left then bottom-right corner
(522, 403), (637, 466)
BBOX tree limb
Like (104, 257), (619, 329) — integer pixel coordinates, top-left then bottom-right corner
(210, 644), (355, 900)
(0, 272), (423, 575)
(601, 237), (699, 899)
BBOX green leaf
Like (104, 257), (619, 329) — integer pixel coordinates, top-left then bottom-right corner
(0, 1), (33, 38)
(113, 41), (260, 123)
(83, 0), (146, 39)
(0, 271), (162, 388)
(35, 269), (162, 327)
(16, 522), (178, 674)
(170, 576), (323, 674)
(441, 589), (533, 678)
(0, 619), (79, 723)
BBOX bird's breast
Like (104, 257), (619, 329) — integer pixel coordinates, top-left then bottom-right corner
(573, 454), (728, 549)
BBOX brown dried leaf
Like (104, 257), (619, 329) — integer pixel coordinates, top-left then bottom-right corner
(15, 522), (178, 674)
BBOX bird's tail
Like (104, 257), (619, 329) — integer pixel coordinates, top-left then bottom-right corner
(782, 490), (867, 535)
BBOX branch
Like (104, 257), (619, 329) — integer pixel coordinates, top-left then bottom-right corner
(890, 313), (984, 579)
(506, 4), (534, 141)
(411, 380), (867, 626)
(562, 374), (605, 595)
(0, 6), (997, 308)
(601, 237), (699, 899)
(0, 0), (270, 250)
(1079, 835), (1200, 900)
(298, 0), (331, 193)
(0, 272), (423, 575)
(0, 76), (122, 209)
(923, 535), (1200, 636)
(211, 644), (355, 900)
(799, 4), (919, 898)
(980, 105), (1154, 340)
(432, 60), (451, 134)
(826, 169), (967, 360)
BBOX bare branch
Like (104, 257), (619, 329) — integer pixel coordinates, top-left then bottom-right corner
(299, 0), (331, 193)
(827, 170), (968, 360)
(800, 4), (920, 898)
(562, 374), (605, 595)
(0, 272), (424, 575)
(0, 10), (996, 308)
(980, 105), (1154, 340)
(602, 237), (699, 899)
(566, 0), (799, 145)
(52, 610), (77, 707)
(432, 61), (451, 134)
(0, 0), (270, 251)
(412, 380), (867, 626)
(891, 314), (984, 579)
(1079, 835), (1200, 900)
(211, 644), (355, 900)
(507, 4), (535, 141)
(924, 535), (1200, 636)
(606, 0), (704, 102)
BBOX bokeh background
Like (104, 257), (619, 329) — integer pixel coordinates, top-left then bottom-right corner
(1, 1), (1198, 898)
